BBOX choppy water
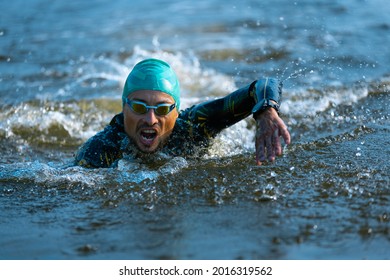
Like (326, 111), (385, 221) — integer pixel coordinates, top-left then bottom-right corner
(0, 0), (389, 259)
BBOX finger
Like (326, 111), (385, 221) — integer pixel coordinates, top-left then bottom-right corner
(256, 147), (264, 165)
(256, 140), (266, 165)
(277, 119), (291, 145)
(255, 135), (266, 165)
(273, 130), (282, 156)
(266, 135), (275, 162)
(255, 120), (265, 165)
(281, 127), (291, 145)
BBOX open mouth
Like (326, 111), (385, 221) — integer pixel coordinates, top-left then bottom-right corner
(139, 129), (158, 145)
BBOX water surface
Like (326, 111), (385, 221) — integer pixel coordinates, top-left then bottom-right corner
(0, 0), (389, 259)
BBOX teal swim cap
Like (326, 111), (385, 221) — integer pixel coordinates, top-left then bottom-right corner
(122, 58), (180, 110)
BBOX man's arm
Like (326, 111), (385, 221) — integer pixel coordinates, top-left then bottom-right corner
(180, 83), (256, 137)
(180, 78), (291, 164)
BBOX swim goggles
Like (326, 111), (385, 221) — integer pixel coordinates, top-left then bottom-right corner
(125, 98), (176, 116)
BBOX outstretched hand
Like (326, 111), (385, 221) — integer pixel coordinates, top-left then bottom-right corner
(255, 108), (291, 165)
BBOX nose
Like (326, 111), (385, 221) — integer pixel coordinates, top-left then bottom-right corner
(143, 108), (158, 126)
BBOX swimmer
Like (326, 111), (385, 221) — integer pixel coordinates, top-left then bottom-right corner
(75, 58), (291, 168)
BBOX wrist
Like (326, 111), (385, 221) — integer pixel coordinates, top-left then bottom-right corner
(251, 78), (281, 118)
(253, 104), (278, 119)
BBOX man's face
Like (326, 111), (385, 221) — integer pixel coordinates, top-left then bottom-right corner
(123, 90), (179, 153)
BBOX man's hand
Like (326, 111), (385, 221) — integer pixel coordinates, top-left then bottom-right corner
(255, 108), (291, 165)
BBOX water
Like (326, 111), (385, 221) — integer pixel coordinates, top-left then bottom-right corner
(0, 0), (389, 259)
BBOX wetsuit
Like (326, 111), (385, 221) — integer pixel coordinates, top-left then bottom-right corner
(75, 78), (282, 168)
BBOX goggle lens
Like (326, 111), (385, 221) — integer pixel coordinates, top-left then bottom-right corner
(126, 99), (175, 116)
(131, 102), (148, 114)
(155, 105), (170, 115)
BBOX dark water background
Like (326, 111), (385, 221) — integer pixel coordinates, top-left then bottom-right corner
(0, 0), (389, 259)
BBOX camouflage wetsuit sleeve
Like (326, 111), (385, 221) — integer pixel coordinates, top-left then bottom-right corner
(164, 81), (259, 156)
(180, 82), (257, 138)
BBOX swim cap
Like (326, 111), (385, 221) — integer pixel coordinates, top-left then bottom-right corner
(122, 58), (180, 110)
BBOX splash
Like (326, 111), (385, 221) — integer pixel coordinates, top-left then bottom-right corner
(0, 101), (114, 147)
(0, 155), (190, 189)
(282, 85), (369, 117)
(206, 119), (256, 158)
